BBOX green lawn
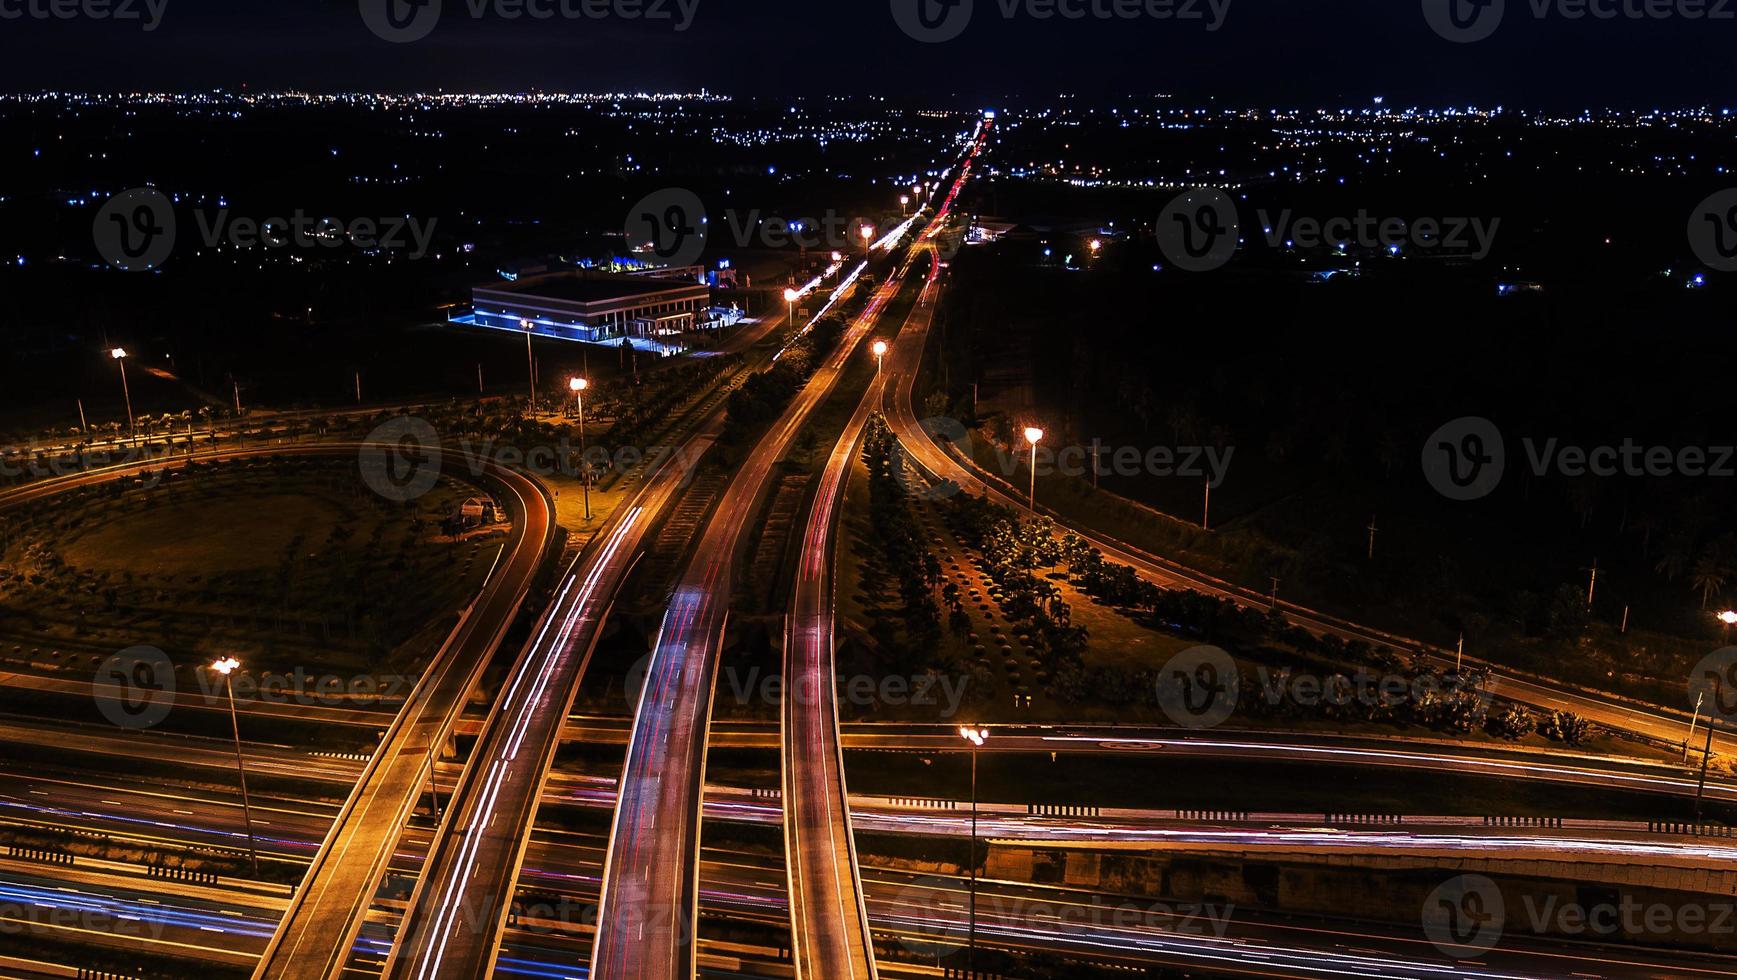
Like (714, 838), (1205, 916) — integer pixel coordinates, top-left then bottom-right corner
(0, 457), (499, 678)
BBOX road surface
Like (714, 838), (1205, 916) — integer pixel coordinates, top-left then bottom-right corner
(589, 240), (924, 980)
(251, 447), (556, 980)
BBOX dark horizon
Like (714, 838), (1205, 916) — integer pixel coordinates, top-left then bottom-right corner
(1, 0), (1733, 109)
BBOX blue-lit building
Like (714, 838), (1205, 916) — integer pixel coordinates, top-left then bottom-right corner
(453, 270), (712, 353)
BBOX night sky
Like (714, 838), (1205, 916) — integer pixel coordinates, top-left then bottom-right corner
(0, 0), (1730, 107)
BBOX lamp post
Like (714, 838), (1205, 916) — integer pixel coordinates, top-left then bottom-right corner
(872, 341), (890, 411)
(570, 377), (592, 521)
(1024, 427), (1044, 514)
(211, 657), (260, 877)
(958, 726), (988, 971)
(783, 288), (800, 329)
(1719, 610), (1737, 641)
(111, 348), (134, 445)
(521, 319), (537, 416)
(1686, 692), (1706, 764)
(859, 223), (876, 254)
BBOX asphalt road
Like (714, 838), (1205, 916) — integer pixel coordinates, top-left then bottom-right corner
(774, 122), (987, 980)
(252, 448), (556, 980)
(385, 423), (713, 979)
(589, 233), (923, 980)
(9, 834), (1737, 980)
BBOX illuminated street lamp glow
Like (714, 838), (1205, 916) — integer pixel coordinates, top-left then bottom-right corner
(1719, 611), (1737, 626)
(571, 377), (593, 521)
(209, 656), (259, 876)
(111, 348), (135, 444)
(1024, 428), (1044, 513)
(521, 319), (537, 414)
(958, 724), (988, 971)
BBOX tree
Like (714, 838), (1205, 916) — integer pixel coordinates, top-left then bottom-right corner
(1693, 554), (1729, 610)
(1487, 704), (1535, 740)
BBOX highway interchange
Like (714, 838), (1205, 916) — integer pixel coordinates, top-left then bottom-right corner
(2, 115), (1736, 979)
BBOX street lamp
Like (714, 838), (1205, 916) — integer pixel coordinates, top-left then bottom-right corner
(111, 348), (134, 445)
(521, 319), (537, 415)
(211, 657), (260, 877)
(570, 377), (592, 521)
(958, 726), (988, 972)
(872, 340), (889, 377)
(859, 223), (876, 252)
(1718, 610), (1737, 640)
(901, 194), (911, 214)
(1024, 427), (1045, 514)
(783, 287), (800, 328)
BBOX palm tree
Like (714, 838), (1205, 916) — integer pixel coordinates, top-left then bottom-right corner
(1656, 534), (1693, 583)
(1692, 554), (1728, 610)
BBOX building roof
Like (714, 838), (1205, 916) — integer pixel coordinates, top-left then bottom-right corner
(486, 273), (694, 304)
